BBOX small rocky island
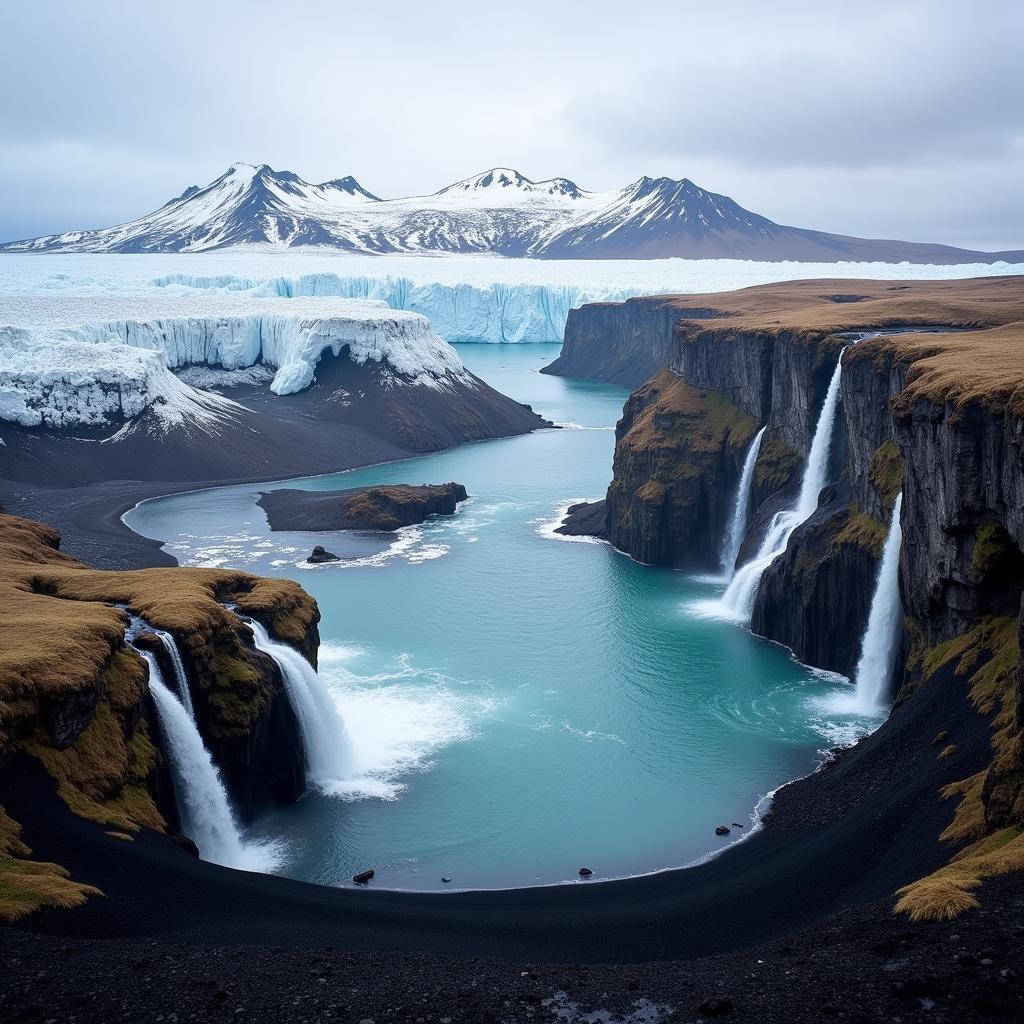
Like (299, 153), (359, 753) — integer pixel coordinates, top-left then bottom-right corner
(257, 482), (468, 533)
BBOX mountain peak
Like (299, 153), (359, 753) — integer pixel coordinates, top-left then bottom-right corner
(4, 164), (1018, 263)
(435, 168), (586, 202)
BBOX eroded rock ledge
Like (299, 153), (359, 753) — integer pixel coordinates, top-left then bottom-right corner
(0, 512), (321, 921)
(258, 482), (468, 533)
(563, 275), (1024, 919)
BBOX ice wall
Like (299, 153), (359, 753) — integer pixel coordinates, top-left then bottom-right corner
(0, 300), (469, 429)
(153, 273), (640, 343)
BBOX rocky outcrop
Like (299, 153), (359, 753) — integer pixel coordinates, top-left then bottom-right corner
(258, 482), (468, 533)
(602, 369), (758, 567)
(556, 500), (609, 541)
(0, 512), (321, 875)
(751, 481), (883, 676)
(542, 297), (726, 388)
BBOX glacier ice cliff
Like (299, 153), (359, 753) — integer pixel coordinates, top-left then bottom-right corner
(152, 272), (641, 344)
(0, 296), (471, 429)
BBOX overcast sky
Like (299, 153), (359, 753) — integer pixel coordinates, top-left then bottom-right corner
(2, 0), (1021, 249)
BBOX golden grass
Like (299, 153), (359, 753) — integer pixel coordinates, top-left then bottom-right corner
(894, 614), (1024, 921)
(896, 829), (1024, 922)
(1, 511), (320, 749)
(0, 804), (102, 923)
(0, 510), (320, 841)
(654, 276), (1024, 415)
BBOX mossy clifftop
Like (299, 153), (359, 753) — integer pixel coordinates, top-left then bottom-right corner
(604, 369), (758, 567)
(0, 511), (320, 920)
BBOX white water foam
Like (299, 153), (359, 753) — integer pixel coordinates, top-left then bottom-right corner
(248, 620), (356, 792)
(143, 649), (278, 871)
(692, 354), (845, 623)
(155, 630), (195, 719)
(720, 425), (766, 576)
(319, 652), (497, 800)
(818, 494), (905, 716)
(535, 499), (608, 546)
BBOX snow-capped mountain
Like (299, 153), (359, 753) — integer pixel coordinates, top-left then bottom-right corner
(3, 163), (1022, 263)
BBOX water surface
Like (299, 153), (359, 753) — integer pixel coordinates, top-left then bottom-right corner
(126, 344), (865, 890)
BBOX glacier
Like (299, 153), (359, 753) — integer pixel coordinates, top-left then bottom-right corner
(3, 252), (1020, 428)
(151, 272), (634, 344)
(1, 253), (1018, 348)
(0, 294), (470, 429)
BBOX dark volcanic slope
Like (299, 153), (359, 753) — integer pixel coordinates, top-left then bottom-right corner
(258, 482), (468, 532)
(0, 352), (546, 568)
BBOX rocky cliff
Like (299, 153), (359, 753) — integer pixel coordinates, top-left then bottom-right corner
(0, 512), (321, 920)
(542, 297), (727, 388)
(566, 276), (1024, 918)
(598, 369), (758, 567)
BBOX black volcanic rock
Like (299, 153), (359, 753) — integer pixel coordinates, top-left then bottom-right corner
(307, 545), (340, 563)
(751, 481), (880, 677)
(555, 499), (608, 540)
(259, 483), (468, 533)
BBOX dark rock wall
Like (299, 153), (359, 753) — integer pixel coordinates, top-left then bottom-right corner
(542, 298), (723, 389)
(751, 482), (880, 676)
(603, 369), (758, 568)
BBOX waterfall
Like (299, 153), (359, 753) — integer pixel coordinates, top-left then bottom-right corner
(851, 493), (904, 711)
(156, 631), (194, 719)
(717, 354), (845, 622)
(247, 620), (354, 790)
(141, 649), (257, 869)
(721, 426), (766, 576)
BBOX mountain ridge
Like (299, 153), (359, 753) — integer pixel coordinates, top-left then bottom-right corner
(3, 162), (1022, 263)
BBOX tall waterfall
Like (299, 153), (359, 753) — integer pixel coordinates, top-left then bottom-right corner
(248, 620), (354, 790)
(721, 426), (767, 576)
(851, 493), (904, 711)
(156, 631), (194, 719)
(718, 354), (845, 621)
(141, 649), (258, 869)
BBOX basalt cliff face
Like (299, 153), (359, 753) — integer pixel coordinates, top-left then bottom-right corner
(0, 512), (321, 921)
(562, 276), (1024, 918)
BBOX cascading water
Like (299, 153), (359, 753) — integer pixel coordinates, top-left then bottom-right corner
(850, 493), (904, 711)
(720, 426), (767, 577)
(156, 631), (194, 719)
(140, 648), (271, 870)
(715, 353), (846, 621)
(247, 620), (354, 791)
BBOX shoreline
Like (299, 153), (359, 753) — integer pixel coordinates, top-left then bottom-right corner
(116, 478), (902, 898)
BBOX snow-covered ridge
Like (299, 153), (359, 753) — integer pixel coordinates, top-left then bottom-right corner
(7, 163), (1020, 262)
(0, 295), (470, 429)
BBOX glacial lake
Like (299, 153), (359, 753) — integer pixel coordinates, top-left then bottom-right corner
(125, 344), (873, 891)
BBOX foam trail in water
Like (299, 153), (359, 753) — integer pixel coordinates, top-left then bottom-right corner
(711, 354), (845, 622)
(156, 631), (194, 719)
(851, 494), (904, 710)
(143, 650), (271, 870)
(248, 620), (355, 791)
(721, 426), (766, 576)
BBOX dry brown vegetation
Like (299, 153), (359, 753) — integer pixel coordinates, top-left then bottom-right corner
(658, 276), (1024, 415)
(0, 511), (321, 921)
(0, 802), (103, 923)
(895, 615), (1024, 920)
